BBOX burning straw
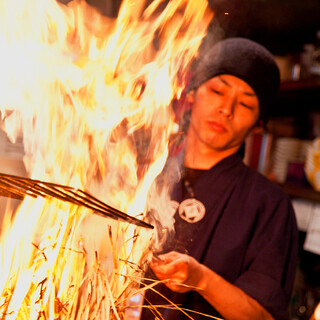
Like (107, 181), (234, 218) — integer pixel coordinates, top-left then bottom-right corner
(0, 0), (212, 318)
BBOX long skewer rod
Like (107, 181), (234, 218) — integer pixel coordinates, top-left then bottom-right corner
(0, 172), (153, 229)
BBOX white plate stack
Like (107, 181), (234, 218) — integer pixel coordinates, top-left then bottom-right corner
(304, 142), (315, 175)
(272, 138), (303, 183)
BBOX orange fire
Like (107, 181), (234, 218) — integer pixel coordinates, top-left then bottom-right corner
(311, 303), (320, 320)
(0, 0), (212, 318)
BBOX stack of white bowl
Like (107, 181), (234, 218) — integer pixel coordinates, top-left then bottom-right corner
(272, 138), (303, 183)
(304, 141), (315, 174)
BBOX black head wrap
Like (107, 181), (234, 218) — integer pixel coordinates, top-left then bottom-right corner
(188, 37), (280, 126)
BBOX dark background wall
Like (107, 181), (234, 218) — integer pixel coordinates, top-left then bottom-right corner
(80, 0), (320, 55)
(208, 0), (320, 55)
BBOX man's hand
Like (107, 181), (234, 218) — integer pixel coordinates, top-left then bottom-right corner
(150, 251), (206, 293)
(150, 250), (274, 320)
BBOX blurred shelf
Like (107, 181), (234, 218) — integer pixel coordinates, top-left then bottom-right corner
(280, 181), (320, 202)
(271, 77), (320, 118)
(280, 77), (320, 92)
(273, 79), (320, 199)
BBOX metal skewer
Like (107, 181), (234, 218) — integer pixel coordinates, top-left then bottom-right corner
(0, 172), (153, 229)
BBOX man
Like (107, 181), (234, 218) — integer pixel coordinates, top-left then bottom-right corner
(141, 38), (298, 320)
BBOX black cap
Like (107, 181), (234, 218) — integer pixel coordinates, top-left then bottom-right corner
(188, 37), (280, 126)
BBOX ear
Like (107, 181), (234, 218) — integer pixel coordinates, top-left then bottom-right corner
(255, 119), (263, 129)
(251, 119), (264, 134)
(186, 90), (195, 104)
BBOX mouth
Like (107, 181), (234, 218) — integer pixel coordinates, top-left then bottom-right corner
(207, 120), (227, 132)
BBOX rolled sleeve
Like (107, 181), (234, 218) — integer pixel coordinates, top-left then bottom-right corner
(233, 194), (298, 320)
(235, 270), (289, 320)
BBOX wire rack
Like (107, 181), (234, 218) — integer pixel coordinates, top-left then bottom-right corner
(0, 172), (153, 229)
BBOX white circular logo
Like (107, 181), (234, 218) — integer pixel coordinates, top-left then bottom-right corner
(178, 198), (206, 223)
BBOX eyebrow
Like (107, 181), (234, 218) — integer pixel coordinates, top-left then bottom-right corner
(218, 76), (257, 97)
(218, 76), (230, 87)
(243, 91), (256, 97)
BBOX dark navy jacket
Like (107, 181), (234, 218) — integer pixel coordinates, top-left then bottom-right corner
(141, 153), (298, 320)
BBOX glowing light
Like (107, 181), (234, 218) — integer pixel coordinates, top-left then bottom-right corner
(0, 0), (212, 318)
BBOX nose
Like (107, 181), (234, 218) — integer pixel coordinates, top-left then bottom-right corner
(217, 95), (236, 118)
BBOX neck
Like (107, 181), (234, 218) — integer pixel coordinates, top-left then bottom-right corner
(184, 133), (239, 170)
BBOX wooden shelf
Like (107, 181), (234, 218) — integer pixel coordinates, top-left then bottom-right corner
(270, 77), (320, 119)
(267, 78), (320, 201)
(280, 181), (320, 202)
(280, 78), (320, 92)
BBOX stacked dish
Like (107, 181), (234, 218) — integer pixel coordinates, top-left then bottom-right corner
(272, 138), (304, 183)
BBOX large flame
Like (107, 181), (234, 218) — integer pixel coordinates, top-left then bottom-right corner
(0, 0), (212, 318)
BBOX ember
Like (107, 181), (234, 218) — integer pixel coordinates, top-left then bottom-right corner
(0, 0), (212, 318)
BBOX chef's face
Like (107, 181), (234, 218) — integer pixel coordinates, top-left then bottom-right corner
(187, 74), (260, 154)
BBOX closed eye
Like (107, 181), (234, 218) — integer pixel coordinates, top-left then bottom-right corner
(211, 88), (223, 95)
(240, 102), (254, 109)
